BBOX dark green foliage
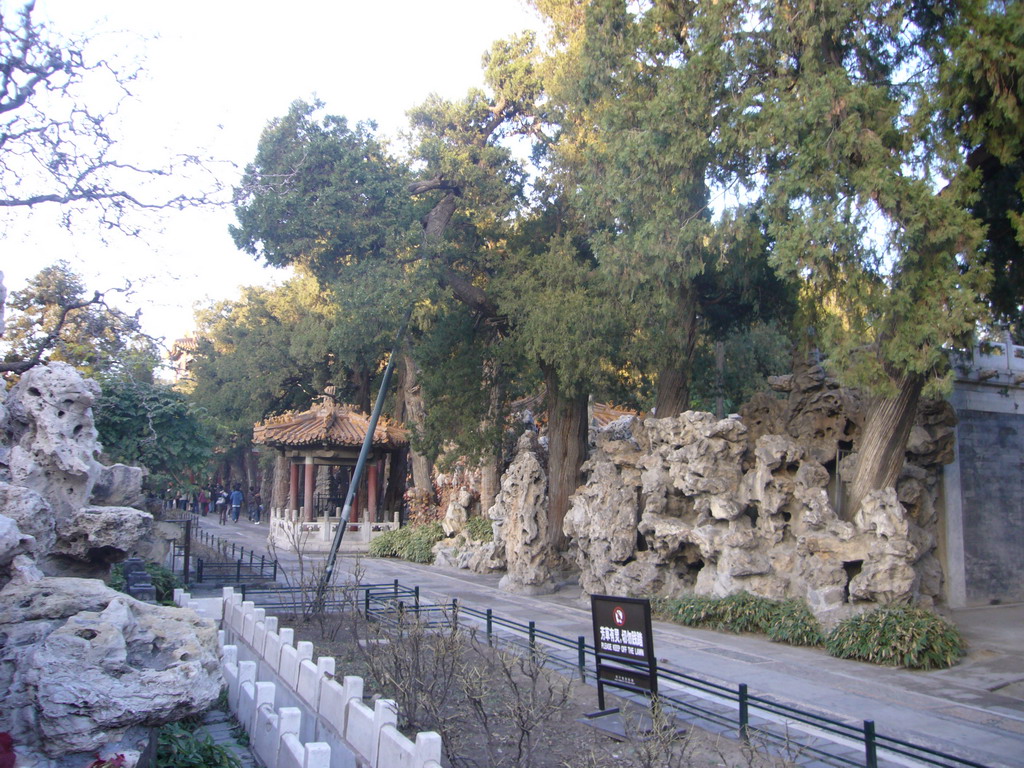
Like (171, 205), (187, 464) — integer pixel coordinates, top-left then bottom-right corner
(95, 378), (212, 491)
(465, 515), (493, 542)
(231, 100), (413, 282)
(651, 594), (724, 628)
(368, 523), (445, 564)
(715, 592), (778, 634)
(689, 321), (794, 415)
(414, 307), (518, 466)
(155, 722), (241, 768)
(826, 606), (966, 670)
(2, 261), (158, 378)
(766, 601), (826, 647)
(109, 561), (182, 605)
(653, 593), (824, 649)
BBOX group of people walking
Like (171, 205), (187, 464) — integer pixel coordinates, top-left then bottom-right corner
(163, 484), (264, 525)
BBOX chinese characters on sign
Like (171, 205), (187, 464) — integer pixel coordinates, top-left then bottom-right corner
(590, 595), (657, 710)
(597, 625), (647, 658)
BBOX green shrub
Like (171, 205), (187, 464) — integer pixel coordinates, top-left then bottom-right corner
(368, 527), (406, 558)
(369, 523), (445, 564)
(465, 515), (493, 542)
(826, 605), (965, 669)
(155, 722), (241, 768)
(405, 522), (445, 563)
(767, 600), (825, 646)
(652, 594), (723, 627)
(716, 592), (778, 634)
(109, 561), (182, 605)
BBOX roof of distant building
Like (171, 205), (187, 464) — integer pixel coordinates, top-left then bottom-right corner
(252, 388), (408, 450)
(590, 401), (639, 427)
(169, 336), (199, 360)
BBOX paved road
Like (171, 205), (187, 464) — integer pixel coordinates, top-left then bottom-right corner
(192, 516), (1024, 768)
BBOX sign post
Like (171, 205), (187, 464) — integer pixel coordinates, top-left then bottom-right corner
(590, 594), (657, 713)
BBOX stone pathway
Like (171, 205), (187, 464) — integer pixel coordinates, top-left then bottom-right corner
(192, 706), (257, 768)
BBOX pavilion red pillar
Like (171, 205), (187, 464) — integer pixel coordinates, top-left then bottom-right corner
(288, 462), (299, 518)
(367, 460), (379, 523)
(303, 458), (315, 522)
(351, 466), (360, 523)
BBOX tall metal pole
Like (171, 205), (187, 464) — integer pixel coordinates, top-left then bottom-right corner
(314, 306), (413, 610)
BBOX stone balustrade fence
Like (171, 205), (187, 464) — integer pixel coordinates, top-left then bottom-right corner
(174, 587), (443, 768)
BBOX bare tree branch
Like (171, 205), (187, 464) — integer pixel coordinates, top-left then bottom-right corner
(0, 3), (225, 234)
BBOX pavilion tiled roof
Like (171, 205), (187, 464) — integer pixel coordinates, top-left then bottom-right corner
(170, 336), (199, 359)
(253, 398), (408, 450)
(590, 402), (638, 427)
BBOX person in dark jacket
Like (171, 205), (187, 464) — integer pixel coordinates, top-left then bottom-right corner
(229, 485), (244, 523)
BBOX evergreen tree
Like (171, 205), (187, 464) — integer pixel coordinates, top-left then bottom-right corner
(744, 0), (992, 512)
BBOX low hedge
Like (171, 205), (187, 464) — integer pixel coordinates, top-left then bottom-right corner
(368, 522), (445, 564)
(825, 605), (966, 669)
(109, 560), (182, 605)
(652, 593), (962, 668)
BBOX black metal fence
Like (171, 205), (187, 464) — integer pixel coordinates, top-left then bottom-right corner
(235, 580), (989, 768)
(172, 518), (279, 586)
(195, 557), (278, 584)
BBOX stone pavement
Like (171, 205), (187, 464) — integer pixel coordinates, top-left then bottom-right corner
(195, 516), (1024, 768)
(193, 707), (257, 768)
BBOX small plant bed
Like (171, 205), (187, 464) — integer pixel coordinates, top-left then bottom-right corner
(651, 593), (965, 669)
(285, 602), (796, 768)
(108, 560), (182, 605)
(825, 605), (966, 670)
(368, 522), (445, 563)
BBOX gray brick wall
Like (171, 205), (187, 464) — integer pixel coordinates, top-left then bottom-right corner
(956, 409), (1024, 604)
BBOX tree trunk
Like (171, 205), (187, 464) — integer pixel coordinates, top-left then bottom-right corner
(654, 282), (700, 417)
(398, 351), (436, 500)
(478, 361), (505, 515)
(544, 365), (589, 551)
(847, 373), (924, 516)
(383, 447), (408, 516)
(479, 456), (501, 516)
(352, 363), (372, 414)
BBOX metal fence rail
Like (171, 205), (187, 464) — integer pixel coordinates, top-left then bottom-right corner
(195, 556), (278, 583)
(200, 571), (991, 768)
(174, 520), (279, 586)
(326, 583), (991, 768)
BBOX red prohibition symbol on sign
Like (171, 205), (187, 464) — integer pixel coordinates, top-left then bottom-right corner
(613, 607), (626, 626)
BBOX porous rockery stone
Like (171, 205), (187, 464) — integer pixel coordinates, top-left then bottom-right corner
(0, 361), (221, 766)
(1, 362), (152, 578)
(0, 578), (221, 764)
(564, 366), (955, 621)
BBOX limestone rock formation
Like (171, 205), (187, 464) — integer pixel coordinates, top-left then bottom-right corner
(0, 577), (221, 762)
(432, 534), (505, 573)
(565, 371), (955, 621)
(0, 482), (55, 555)
(53, 506), (154, 565)
(0, 360), (205, 765)
(90, 463), (146, 509)
(6, 363), (103, 525)
(0, 514), (34, 570)
(442, 486), (474, 536)
(490, 432), (556, 594)
(0, 362), (154, 578)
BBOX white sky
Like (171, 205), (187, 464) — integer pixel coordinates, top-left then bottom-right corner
(1, 0), (542, 348)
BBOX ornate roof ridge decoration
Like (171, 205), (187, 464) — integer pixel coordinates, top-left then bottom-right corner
(253, 392), (408, 450)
